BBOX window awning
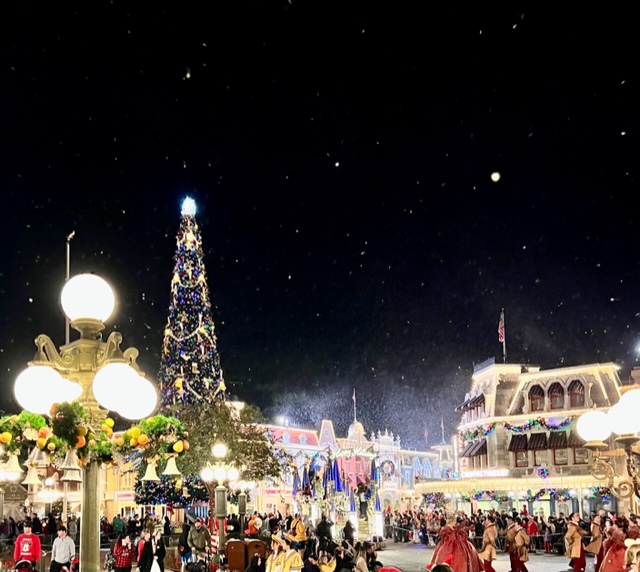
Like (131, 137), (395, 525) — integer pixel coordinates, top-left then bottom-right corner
(567, 431), (585, 448)
(469, 439), (487, 457)
(548, 431), (568, 449)
(528, 433), (548, 450)
(508, 434), (529, 452)
(455, 394), (485, 412)
(460, 441), (477, 457)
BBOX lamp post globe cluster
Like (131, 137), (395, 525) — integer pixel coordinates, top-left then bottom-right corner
(577, 387), (640, 499)
(14, 273), (158, 572)
(200, 441), (242, 555)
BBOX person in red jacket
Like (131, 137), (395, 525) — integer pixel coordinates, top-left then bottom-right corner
(14, 521), (42, 566)
(525, 517), (538, 554)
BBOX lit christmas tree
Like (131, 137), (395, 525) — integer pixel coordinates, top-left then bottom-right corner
(158, 197), (226, 407)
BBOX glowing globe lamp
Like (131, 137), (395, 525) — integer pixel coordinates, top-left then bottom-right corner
(117, 377), (158, 420)
(607, 400), (640, 436)
(214, 466), (227, 483)
(212, 442), (228, 459)
(61, 274), (115, 322)
(201, 466), (215, 483)
(227, 467), (240, 482)
(577, 410), (612, 442)
(182, 197), (197, 216)
(92, 363), (137, 412)
(15, 365), (65, 415)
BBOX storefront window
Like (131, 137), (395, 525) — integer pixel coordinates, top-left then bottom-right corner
(529, 385), (544, 412)
(549, 383), (564, 410)
(534, 449), (548, 466)
(574, 448), (589, 464)
(515, 451), (528, 467)
(554, 449), (568, 465)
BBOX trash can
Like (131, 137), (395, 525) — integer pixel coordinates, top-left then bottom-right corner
(226, 538), (247, 571)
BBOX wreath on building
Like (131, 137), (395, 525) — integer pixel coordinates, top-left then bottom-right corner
(380, 460), (395, 479)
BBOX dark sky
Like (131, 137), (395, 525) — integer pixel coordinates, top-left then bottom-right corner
(1, 4), (639, 448)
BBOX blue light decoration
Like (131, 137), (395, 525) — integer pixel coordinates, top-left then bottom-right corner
(350, 491), (357, 512)
(332, 458), (343, 493)
(292, 469), (300, 497)
(374, 491), (381, 511)
(370, 458), (378, 485)
(323, 457), (332, 494)
(302, 465), (310, 489)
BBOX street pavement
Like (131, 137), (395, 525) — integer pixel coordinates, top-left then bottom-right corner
(378, 540), (583, 572)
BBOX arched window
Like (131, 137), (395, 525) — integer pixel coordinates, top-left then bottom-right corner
(529, 385), (545, 412)
(569, 380), (585, 408)
(549, 382), (565, 410)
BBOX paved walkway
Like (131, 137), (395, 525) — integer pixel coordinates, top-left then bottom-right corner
(379, 540), (581, 572)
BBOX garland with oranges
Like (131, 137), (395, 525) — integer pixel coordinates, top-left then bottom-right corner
(0, 402), (187, 470)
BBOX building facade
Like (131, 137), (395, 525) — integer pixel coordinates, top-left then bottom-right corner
(415, 358), (629, 518)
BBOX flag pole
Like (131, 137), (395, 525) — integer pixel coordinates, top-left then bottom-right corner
(65, 231), (75, 345)
(498, 308), (507, 363)
(352, 388), (357, 422)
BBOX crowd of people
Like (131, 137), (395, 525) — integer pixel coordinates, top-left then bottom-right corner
(378, 505), (640, 572)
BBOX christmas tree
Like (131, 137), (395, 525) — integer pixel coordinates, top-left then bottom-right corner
(158, 197), (226, 407)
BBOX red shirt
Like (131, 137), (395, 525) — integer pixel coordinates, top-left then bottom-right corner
(114, 543), (135, 568)
(527, 520), (538, 536)
(14, 532), (42, 563)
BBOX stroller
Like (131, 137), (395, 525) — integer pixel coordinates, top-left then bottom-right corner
(13, 561), (37, 572)
(186, 553), (212, 572)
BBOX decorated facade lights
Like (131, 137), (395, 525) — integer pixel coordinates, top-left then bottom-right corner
(576, 389), (640, 499)
(504, 417), (573, 433)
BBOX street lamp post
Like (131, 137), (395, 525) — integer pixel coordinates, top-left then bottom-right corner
(577, 388), (640, 500)
(14, 274), (158, 572)
(231, 480), (255, 539)
(200, 442), (240, 557)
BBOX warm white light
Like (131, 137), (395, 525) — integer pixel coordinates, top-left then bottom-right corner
(92, 363), (138, 411)
(227, 467), (240, 482)
(61, 379), (82, 403)
(608, 401), (640, 435)
(621, 388), (640, 408)
(117, 377), (157, 420)
(61, 274), (115, 322)
(201, 466), (214, 483)
(182, 197), (197, 217)
(577, 410), (612, 442)
(490, 172), (501, 182)
(15, 365), (65, 415)
(212, 442), (227, 459)
(214, 466), (227, 482)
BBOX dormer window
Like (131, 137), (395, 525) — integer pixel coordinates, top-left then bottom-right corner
(569, 380), (585, 408)
(549, 382), (565, 410)
(529, 385), (545, 412)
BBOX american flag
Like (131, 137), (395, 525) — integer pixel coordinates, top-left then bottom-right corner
(498, 310), (505, 343)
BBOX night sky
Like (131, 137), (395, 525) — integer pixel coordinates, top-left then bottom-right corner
(1, 4), (639, 448)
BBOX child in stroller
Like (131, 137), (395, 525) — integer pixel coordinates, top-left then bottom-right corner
(13, 560), (37, 572)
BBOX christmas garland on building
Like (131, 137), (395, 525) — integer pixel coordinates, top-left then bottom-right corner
(504, 417), (572, 433)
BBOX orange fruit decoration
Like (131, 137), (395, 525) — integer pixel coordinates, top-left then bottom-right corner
(172, 441), (184, 453)
(0, 432), (12, 444)
(76, 435), (86, 448)
(39, 427), (50, 438)
(182, 440), (190, 451)
(137, 434), (149, 446)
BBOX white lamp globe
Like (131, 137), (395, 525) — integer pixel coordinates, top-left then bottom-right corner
(117, 378), (158, 420)
(607, 400), (640, 435)
(61, 274), (115, 322)
(577, 410), (612, 442)
(214, 466), (227, 483)
(61, 379), (83, 403)
(15, 365), (65, 415)
(227, 467), (240, 482)
(620, 388), (640, 409)
(92, 363), (137, 411)
(201, 466), (215, 483)
(212, 442), (228, 459)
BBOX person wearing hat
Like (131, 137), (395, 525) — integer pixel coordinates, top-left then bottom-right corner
(586, 511), (604, 569)
(282, 533), (304, 572)
(188, 519), (211, 560)
(13, 520), (42, 567)
(266, 535), (286, 572)
(289, 514), (307, 543)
